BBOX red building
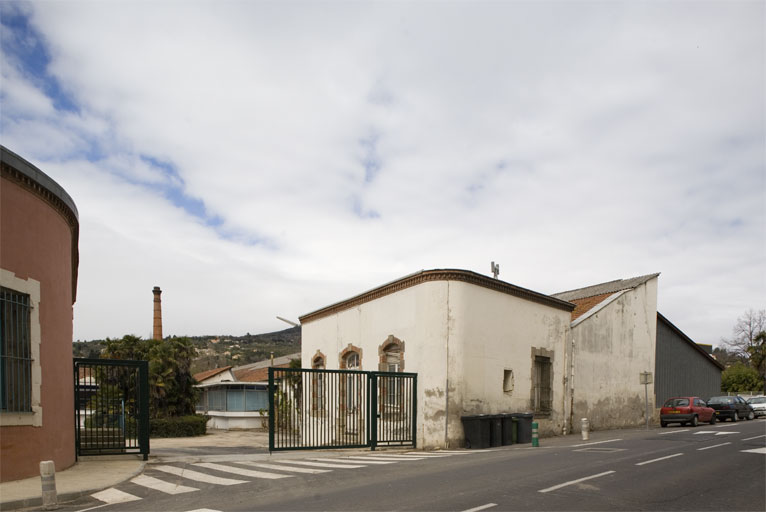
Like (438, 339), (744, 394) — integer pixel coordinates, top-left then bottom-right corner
(1, 146), (79, 482)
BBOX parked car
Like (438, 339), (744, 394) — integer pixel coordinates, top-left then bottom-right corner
(746, 396), (766, 418)
(706, 395), (755, 421)
(660, 396), (716, 427)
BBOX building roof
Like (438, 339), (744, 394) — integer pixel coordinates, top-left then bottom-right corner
(552, 273), (660, 321)
(300, 269), (575, 324)
(657, 313), (725, 371)
(233, 353), (300, 383)
(193, 365), (233, 383)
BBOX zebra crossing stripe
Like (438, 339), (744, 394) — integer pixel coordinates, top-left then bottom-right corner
(276, 460), (367, 469)
(186, 509), (223, 512)
(152, 465), (247, 485)
(419, 450), (472, 454)
(91, 488), (142, 504)
(238, 461), (332, 474)
(312, 457), (396, 465)
(194, 462), (292, 480)
(357, 454), (425, 460)
(336, 456), (400, 464)
(131, 474), (198, 494)
(405, 452), (458, 457)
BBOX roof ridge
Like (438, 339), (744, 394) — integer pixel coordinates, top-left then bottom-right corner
(552, 272), (660, 300)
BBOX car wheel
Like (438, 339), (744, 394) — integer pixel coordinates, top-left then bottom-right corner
(747, 411), (755, 421)
(732, 411), (739, 422)
(709, 414), (716, 425)
(690, 415), (698, 427)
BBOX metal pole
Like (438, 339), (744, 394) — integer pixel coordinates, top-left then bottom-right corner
(532, 421), (539, 447)
(644, 381), (649, 430)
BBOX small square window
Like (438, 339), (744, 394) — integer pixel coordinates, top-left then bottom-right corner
(503, 369), (514, 394)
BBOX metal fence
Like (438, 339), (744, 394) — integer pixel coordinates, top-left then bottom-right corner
(74, 358), (149, 460)
(269, 367), (416, 451)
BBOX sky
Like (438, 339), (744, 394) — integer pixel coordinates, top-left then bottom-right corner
(0, 0), (763, 346)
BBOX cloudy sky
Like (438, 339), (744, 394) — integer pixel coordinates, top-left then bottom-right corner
(1, 0), (763, 346)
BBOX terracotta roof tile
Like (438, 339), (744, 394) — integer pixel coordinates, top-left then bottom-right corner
(193, 365), (232, 383)
(569, 292), (615, 321)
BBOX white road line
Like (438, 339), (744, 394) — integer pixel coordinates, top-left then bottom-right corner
(194, 462), (292, 479)
(570, 439), (622, 447)
(152, 465), (247, 485)
(130, 474), (198, 494)
(658, 430), (689, 435)
(424, 450), (473, 454)
(538, 471), (616, 493)
(697, 442), (732, 451)
(276, 460), (367, 469)
(402, 452), (453, 457)
(741, 447), (766, 454)
(91, 488), (142, 504)
(635, 453), (684, 466)
(238, 462), (331, 474)
(335, 457), (399, 464)
(462, 503), (497, 512)
(743, 434), (766, 441)
(354, 454), (426, 460)
(186, 509), (223, 512)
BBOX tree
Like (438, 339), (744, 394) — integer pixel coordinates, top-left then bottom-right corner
(723, 309), (766, 361)
(721, 363), (764, 393)
(746, 331), (766, 394)
(101, 334), (199, 418)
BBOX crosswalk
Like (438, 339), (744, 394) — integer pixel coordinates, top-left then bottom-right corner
(85, 451), (474, 509)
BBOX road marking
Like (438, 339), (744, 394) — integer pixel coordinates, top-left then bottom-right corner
(570, 439), (622, 447)
(635, 453), (683, 466)
(697, 442), (732, 451)
(194, 462), (292, 479)
(741, 447), (766, 454)
(743, 434), (766, 441)
(425, 450), (474, 454)
(403, 452), (454, 457)
(91, 488), (142, 504)
(337, 456), (401, 464)
(238, 462), (331, 474)
(462, 504), (497, 512)
(152, 465), (247, 485)
(276, 460), (367, 469)
(695, 431), (738, 436)
(130, 474), (198, 494)
(538, 471), (616, 493)
(359, 453), (427, 459)
(658, 430), (689, 435)
(186, 510), (223, 512)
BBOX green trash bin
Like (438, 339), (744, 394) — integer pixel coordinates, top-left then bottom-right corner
(500, 414), (515, 445)
(461, 415), (491, 449)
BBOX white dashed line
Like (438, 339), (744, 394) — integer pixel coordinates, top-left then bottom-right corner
(697, 442), (732, 451)
(743, 434), (766, 441)
(462, 503), (497, 512)
(741, 447), (766, 454)
(635, 453), (683, 466)
(538, 471), (616, 493)
(570, 439), (622, 447)
(658, 430), (689, 435)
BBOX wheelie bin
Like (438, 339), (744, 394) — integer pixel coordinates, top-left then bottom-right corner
(461, 415), (490, 449)
(511, 412), (534, 444)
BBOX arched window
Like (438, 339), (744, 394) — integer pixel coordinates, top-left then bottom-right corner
(339, 346), (362, 416)
(379, 335), (404, 372)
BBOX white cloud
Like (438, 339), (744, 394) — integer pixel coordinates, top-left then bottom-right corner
(0, 0), (762, 345)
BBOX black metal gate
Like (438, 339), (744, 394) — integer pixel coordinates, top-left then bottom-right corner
(74, 358), (149, 460)
(268, 367), (417, 451)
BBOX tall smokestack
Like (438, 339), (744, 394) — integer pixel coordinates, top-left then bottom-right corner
(152, 286), (163, 340)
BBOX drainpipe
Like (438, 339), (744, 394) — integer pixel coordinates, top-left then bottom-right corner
(444, 282), (450, 449)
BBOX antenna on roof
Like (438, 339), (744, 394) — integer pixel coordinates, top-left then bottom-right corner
(491, 261), (500, 279)
(276, 316), (299, 327)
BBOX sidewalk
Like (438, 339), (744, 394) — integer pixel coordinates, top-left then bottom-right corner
(0, 430), (269, 510)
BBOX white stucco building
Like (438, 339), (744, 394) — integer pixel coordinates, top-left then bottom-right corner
(300, 269), (719, 449)
(300, 269), (575, 449)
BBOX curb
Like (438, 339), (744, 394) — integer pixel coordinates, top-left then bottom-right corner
(0, 462), (146, 511)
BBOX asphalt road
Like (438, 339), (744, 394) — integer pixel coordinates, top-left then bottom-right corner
(60, 419), (766, 512)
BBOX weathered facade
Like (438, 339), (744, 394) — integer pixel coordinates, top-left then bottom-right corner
(300, 269), (574, 449)
(1, 146), (79, 481)
(553, 274), (660, 431)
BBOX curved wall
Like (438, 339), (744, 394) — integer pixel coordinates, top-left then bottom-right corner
(1, 146), (79, 482)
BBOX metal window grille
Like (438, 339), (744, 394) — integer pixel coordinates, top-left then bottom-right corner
(534, 356), (552, 413)
(1, 287), (32, 413)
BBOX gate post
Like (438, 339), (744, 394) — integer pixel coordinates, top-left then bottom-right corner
(370, 373), (378, 451)
(138, 360), (150, 460)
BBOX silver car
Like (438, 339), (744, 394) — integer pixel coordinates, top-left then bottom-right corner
(747, 396), (766, 418)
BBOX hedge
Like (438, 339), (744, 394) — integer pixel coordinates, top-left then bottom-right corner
(150, 414), (209, 438)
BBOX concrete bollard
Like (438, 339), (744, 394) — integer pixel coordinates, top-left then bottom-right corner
(40, 460), (58, 510)
(531, 421), (539, 447)
(581, 418), (590, 441)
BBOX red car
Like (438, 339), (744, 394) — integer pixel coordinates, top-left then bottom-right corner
(660, 396), (716, 427)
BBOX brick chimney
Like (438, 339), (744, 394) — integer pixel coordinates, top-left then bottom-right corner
(152, 286), (163, 340)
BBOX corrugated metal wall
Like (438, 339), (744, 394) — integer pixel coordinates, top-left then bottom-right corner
(655, 315), (722, 405)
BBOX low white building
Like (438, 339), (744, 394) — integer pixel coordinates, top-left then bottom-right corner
(300, 269), (574, 449)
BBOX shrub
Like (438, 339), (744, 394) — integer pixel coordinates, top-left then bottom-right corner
(150, 414), (209, 438)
